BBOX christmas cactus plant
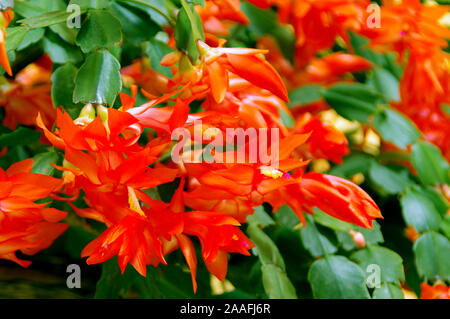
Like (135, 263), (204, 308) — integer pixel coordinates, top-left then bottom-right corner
(0, 0), (448, 300)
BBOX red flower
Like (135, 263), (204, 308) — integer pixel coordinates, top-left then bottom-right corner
(79, 185), (253, 292)
(37, 106), (143, 152)
(299, 172), (382, 228)
(0, 58), (55, 130)
(161, 41), (289, 103)
(0, 159), (68, 267)
(294, 112), (350, 164)
(305, 53), (372, 83)
(420, 282), (450, 299)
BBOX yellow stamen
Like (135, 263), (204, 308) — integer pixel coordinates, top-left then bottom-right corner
(128, 186), (146, 217)
(260, 166), (284, 179)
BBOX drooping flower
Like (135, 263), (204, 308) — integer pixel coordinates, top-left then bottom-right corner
(299, 172), (382, 228)
(161, 41), (289, 104)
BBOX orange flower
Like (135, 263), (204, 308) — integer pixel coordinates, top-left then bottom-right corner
(294, 112), (350, 164)
(196, 0), (248, 38)
(362, 0), (450, 58)
(202, 74), (292, 136)
(0, 159), (68, 267)
(162, 41), (289, 104)
(0, 8), (13, 76)
(182, 133), (310, 222)
(201, 0), (249, 25)
(120, 59), (172, 96)
(263, 0), (370, 67)
(79, 183), (253, 292)
(305, 53), (372, 83)
(58, 146), (178, 194)
(365, 1), (450, 160)
(0, 58), (55, 130)
(37, 106), (143, 152)
(420, 282), (450, 299)
(299, 172), (382, 228)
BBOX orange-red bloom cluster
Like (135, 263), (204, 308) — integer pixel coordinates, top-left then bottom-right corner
(360, 0), (450, 160)
(0, 55), (55, 130)
(0, 159), (67, 267)
(0, 1), (391, 291)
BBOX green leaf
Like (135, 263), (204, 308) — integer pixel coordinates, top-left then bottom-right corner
(247, 223), (285, 271)
(274, 204), (301, 229)
(17, 28), (46, 51)
(336, 221), (384, 251)
(247, 223), (297, 298)
(313, 208), (352, 233)
(321, 83), (380, 123)
(174, 0), (204, 63)
(76, 9), (123, 53)
(419, 187), (449, 217)
(372, 282), (404, 299)
(349, 31), (385, 66)
(279, 108), (295, 128)
(329, 152), (373, 178)
(51, 63), (84, 117)
(14, 0), (78, 44)
(139, 263), (200, 298)
(373, 108), (421, 149)
(261, 264), (297, 299)
(69, 0), (110, 9)
(31, 152), (60, 176)
(116, 0), (175, 26)
(5, 27), (29, 52)
(18, 8), (88, 28)
(413, 232), (450, 282)
(357, 221), (384, 245)
(110, 2), (161, 43)
(308, 255), (370, 299)
(0, 127), (41, 147)
(368, 161), (414, 195)
(442, 103), (450, 115)
(43, 30), (83, 64)
(143, 38), (174, 78)
(74, 50), (122, 106)
(14, 1), (45, 19)
(241, 1), (278, 35)
(241, 2), (294, 62)
(247, 206), (275, 228)
(95, 258), (139, 298)
(300, 215), (338, 258)
(441, 215), (450, 238)
(288, 85), (322, 108)
(411, 141), (450, 185)
(370, 67), (400, 102)
(351, 245), (405, 283)
(400, 187), (442, 232)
